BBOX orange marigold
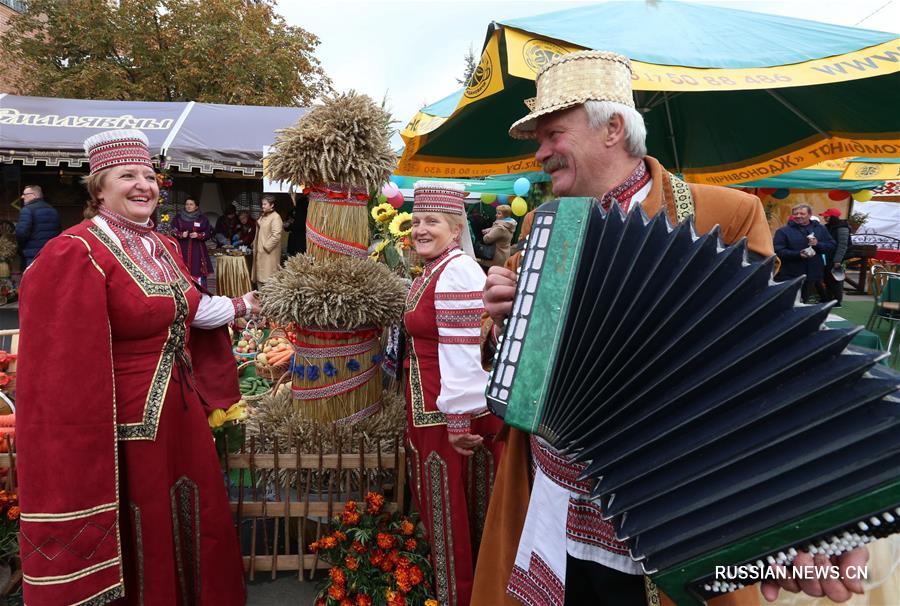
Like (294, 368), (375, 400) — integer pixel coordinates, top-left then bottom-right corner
(315, 599), (327, 606)
(341, 510), (361, 526)
(322, 536), (338, 549)
(351, 540), (367, 553)
(334, 530), (348, 542)
(345, 555), (359, 571)
(7, 506), (19, 521)
(356, 595), (373, 606)
(404, 538), (416, 551)
(425, 600), (439, 606)
(340, 599), (353, 606)
(409, 565), (424, 585)
(329, 567), (346, 585)
(328, 584), (346, 600)
(364, 492), (385, 514)
(309, 541), (320, 553)
(376, 532), (395, 550)
(400, 520), (415, 536)
(386, 590), (406, 606)
(344, 500), (358, 512)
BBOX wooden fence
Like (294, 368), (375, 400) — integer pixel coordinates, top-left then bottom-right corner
(225, 428), (406, 581)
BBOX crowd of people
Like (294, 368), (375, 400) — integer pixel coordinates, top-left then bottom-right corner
(774, 204), (851, 306)
(11, 49), (877, 606)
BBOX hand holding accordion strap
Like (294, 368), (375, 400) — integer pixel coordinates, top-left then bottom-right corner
(486, 198), (900, 605)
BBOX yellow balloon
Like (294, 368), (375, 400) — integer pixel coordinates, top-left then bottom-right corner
(511, 196), (528, 216)
(852, 189), (873, 202)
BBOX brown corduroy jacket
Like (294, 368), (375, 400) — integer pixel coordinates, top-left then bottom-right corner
(472, 156), (773, 606)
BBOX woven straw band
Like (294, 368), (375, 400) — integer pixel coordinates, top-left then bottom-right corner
(305, 221), (368, 258)
(334, 400), (382, 426)
(83, 129), (153, 174)
(509, 50), (634, 140)
(412, 183), (466, 216)
(293, 337), (378, 359)
(305, 184), (369, 207)
(292, 364), (377, 400)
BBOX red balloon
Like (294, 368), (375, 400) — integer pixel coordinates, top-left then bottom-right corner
(828, 190), (849, 201)
(389, 192), (405, 209)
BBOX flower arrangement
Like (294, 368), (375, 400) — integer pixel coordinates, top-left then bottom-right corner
(369, 207), (414, 275)
(848, 210), (869, 233)
(155, 167), (176, 236)
(310, 492), (436, 606)
(0, 489), (19, 584)
(0, 352), (15, 396)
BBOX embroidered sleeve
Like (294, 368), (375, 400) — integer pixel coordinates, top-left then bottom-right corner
(435, 255), (489, 423)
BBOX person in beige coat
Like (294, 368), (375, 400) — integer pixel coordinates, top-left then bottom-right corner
(478, 204), (517, 269)
(251, 194), (283, 284)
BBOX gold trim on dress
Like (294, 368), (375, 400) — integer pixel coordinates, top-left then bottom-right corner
(21, 502), (117, 522)
(73, 582), (126, 606)
(62, 235), (106, 277)
(426, 451), (457, 606)
(407, 342), (447, 428)
(87, 225), (192, 441)
(130, 502), (145, 606)
(24, 558), (120, 585)
(170, 475), (201, 605)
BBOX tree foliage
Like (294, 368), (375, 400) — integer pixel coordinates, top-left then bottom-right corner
(457, 44), (477, 87)
(0, 0), (331, 105)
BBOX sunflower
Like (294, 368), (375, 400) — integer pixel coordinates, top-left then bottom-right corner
(369, 239), (389, 260)
(370, 203), (396, 223)
(388, 212), (413, 238)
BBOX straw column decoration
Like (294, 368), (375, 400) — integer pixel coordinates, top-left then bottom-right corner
(288, 326), (384, 424)
(260, 254), (407, 425)
(265, 92), (396, 263)
(304, 184), (371, 263)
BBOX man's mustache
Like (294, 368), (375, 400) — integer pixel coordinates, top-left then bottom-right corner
(541, 155), (568, 173)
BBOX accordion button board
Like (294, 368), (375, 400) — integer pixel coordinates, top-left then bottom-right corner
(485, 198), (900, 605)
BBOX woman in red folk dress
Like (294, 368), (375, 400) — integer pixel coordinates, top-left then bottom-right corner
(404, 182), (504, 606)
(16, 129), (257, 605)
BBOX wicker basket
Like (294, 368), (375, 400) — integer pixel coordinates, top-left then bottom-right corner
(254, 329), (292, 381)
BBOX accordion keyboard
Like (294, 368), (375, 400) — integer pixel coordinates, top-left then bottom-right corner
(692, 505), (900, 600)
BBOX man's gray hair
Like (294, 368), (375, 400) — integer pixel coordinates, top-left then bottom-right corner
(791, 203), (813, 214)
(583, 100), (647, 158)
(25, 184), (42, 197)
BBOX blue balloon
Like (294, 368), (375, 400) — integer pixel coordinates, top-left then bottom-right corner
(513, 177), (531, 197)
(496, 194), (508, 204)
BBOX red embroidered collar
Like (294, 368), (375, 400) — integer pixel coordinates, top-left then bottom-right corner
(98, 206), (155, 235)
(598, 160), (650, 213)
(423, 245), (460, 274)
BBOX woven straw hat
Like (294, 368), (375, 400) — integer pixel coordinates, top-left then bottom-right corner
(509, 51), (635, 140)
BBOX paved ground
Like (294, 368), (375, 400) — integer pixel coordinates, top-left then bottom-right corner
(247, 571), (320, 605)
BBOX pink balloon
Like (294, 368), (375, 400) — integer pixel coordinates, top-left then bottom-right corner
(382, 183), (400, 198)
(389, 192), (405, 208)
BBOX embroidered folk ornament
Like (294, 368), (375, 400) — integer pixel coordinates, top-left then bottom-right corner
(509, 50), (635, 139)
(412, 181), (466, 216)
(83, 129), (153, 174)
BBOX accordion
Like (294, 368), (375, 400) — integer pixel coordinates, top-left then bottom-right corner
(486, 198), (900, 605)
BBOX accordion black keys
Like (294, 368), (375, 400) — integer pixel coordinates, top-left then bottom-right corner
(485, 198), (900, 605)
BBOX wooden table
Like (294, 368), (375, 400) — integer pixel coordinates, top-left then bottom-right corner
(214, 254), (252, 298)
